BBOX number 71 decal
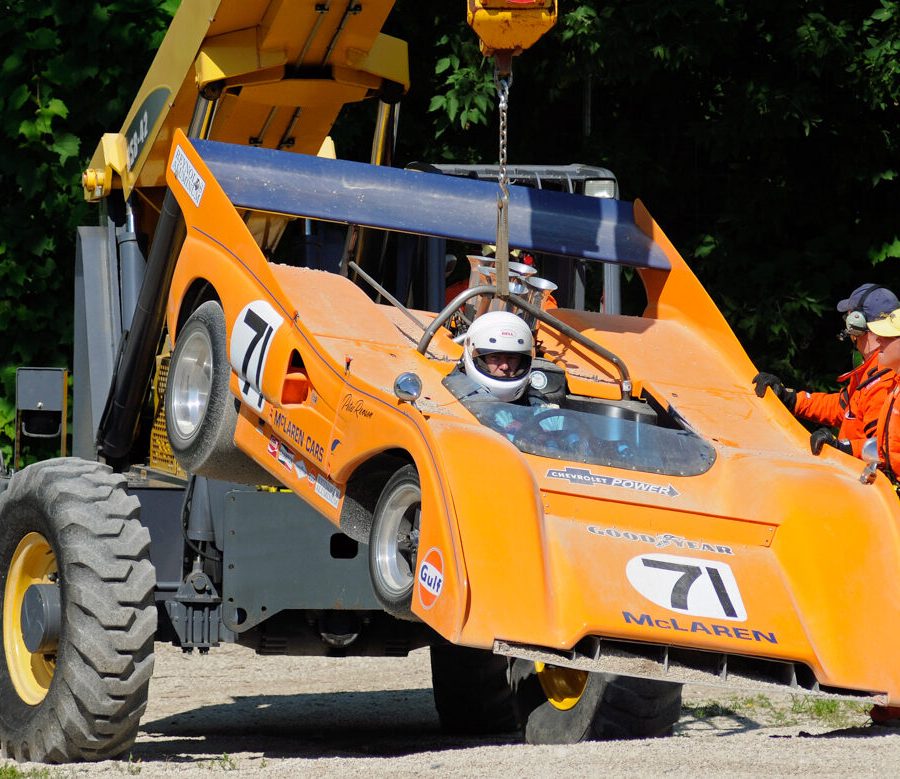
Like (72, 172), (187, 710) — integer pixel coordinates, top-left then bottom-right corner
(625, 553), (747, 621)
(229, 301), (284, 412)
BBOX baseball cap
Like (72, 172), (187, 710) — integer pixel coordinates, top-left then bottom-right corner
(868, 308), (900, 337)
(836, 283), (899, 319)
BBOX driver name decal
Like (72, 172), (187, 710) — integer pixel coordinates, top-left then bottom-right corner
(546, 467), (679, 498)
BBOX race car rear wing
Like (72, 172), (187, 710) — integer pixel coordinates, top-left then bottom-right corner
(191, 138), (671, 271)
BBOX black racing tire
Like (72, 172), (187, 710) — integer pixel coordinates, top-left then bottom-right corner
(430, 644), (521, 735)
(165, 301), (274, 485)
(368, 465), (421, 620)
(0, 458), (156, 763)
(511, 660), (683, 745)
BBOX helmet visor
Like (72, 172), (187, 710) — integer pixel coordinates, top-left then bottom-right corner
(472, 349), (532, 381)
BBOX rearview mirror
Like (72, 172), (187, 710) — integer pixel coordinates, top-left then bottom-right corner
(859, 438), (882, 485)
(394, 372), (422, 404)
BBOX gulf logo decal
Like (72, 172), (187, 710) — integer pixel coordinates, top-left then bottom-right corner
(418, 547), (444, 610)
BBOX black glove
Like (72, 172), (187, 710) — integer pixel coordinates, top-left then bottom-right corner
(810, 428), (852, 456)
(752, 372), (797, 411)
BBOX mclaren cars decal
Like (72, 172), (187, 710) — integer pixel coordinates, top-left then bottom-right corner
(546, 466), (679, 498)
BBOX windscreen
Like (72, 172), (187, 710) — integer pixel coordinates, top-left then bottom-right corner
(464, 400), (716, 477)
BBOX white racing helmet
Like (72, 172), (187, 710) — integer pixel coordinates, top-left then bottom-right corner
(463, 311), (534, 401)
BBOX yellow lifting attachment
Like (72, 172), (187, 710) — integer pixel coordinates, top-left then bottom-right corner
(466, 0), (558, 76)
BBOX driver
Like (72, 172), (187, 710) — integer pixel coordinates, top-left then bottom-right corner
(445, 310), (539, 404)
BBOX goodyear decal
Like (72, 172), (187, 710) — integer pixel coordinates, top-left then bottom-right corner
(626, 553), (747, 621)
(546, 467), (679, 498)
(170, 145), (205, 206)
(418, 547), (444, 609)
(623, 611), (777, 644)
(588, 526), (733, 556)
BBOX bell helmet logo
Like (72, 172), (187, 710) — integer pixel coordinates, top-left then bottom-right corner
(418, 547), (444, 609)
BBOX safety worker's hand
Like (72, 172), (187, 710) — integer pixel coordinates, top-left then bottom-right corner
(752, 372), (797, 412)
(809, 428), (852, 456)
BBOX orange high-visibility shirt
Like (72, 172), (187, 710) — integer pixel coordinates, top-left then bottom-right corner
(793, 352), (893, 456)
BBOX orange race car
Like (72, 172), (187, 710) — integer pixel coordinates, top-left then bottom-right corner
(159, 129), (900, 739)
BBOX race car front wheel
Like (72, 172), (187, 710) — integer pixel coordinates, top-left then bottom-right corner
(368, 465), (421, 620)
(0, 459), (156, 762)
(511, 660), (683, 744)
(166, 301), (273, 484)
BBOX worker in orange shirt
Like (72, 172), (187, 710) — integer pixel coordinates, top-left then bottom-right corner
(753, 283), (898, 456)
(868, 309), (900, 485)
(859, 308), (900, 727)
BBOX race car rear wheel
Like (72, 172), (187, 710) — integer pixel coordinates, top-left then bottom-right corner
(166, 301), (273, 484)
(511, 660), (683, 744)
(0, 459), (156, 763)
(368, 465), (420, 620)
(430, 644), (520, 734)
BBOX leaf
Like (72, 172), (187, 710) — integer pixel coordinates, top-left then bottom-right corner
(51, 133), (80, 163)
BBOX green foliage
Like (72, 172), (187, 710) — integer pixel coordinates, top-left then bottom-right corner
(0, 1), (175, 463)
(0, 763), (55, 779)
(429, 34), (496, 139)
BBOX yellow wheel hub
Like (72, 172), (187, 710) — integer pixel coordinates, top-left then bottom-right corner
(3, 532), (57, 705)
(535, 662), (589, 711)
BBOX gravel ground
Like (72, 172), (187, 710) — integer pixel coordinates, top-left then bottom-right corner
(4, 642), (900, 778)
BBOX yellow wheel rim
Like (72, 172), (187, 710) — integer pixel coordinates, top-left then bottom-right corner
(535, 662), (589, 711)
(3, 532), (57, 705)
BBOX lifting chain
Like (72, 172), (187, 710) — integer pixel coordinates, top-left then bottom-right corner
(494, 66), (512, 297)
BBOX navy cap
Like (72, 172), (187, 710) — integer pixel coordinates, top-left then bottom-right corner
(836, 283), (899, 319)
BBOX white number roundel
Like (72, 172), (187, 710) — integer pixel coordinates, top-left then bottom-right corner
(229, 300), (283, 412)
(625, 553), (747, 622)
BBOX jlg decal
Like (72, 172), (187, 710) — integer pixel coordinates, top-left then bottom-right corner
(625, 553), (747, 622)
(418, 547), (444, 609)
(230, 301), (283, 412)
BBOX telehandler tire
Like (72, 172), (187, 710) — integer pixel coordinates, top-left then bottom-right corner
(431, 644), (520, 734)
(0, 458), (156, 763)
(511, 660), (683, 744)
(368, 465), (421, 620)
(165, 301), (274, 484)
